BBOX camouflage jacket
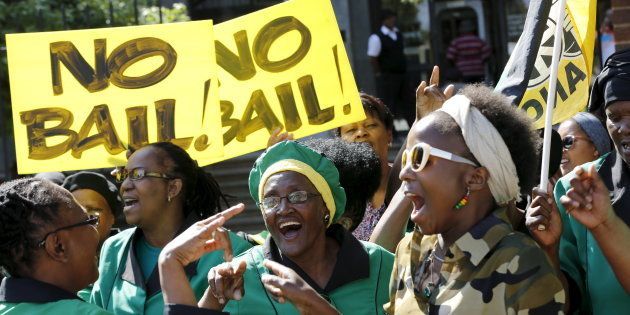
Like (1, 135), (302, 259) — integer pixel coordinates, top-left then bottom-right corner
(384, 207), (565, 314)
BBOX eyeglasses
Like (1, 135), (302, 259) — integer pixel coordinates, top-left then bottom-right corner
(562, 135), (590, 150)
(401, 142), (479, 172)
(112, 167), (174, 183)
(38, 215), (99, 247)
(259, 190), (321, 213)
(84, 206), (105, 217)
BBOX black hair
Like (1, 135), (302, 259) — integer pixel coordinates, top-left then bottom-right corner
(381, 9), (397, 22)
(0, 178), (74, 277)
(147, 142), (228, 219)
(335, 93), (394, 136)
(433, 84), (540, 194)
(302, 138), (381, 231)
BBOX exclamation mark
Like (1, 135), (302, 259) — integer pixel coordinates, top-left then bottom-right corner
(333, 45), (351, 115)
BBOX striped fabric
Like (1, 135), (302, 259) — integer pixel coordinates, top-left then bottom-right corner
(446, 34), (491, 77)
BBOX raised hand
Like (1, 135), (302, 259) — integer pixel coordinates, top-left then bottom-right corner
(267, 127), (294, 148)
(415, 65), (455, 120)
(161, 203), (245, 267)
(559, 165), (630, 293)
(525, 187), (562, 252)
(159, 203), (244, 307)
(559, 165), (614, 231)
(206, 260), (247, 306)
(261, 260), (339, 314)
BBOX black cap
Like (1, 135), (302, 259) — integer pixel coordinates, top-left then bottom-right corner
(588, 48), (630, 119)
(62, 171), (122, 217)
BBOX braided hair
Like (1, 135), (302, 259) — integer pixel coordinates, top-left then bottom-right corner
(147, 142), (228, 218)
(0, 178), (74, 277)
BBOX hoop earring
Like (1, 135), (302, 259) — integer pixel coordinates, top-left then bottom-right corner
(453, 187), (470, 210)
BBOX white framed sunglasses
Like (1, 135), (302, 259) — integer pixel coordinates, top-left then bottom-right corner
(402, 142), (479, 172)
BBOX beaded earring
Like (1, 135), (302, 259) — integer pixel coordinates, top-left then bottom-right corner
(453, 187), (470, 210)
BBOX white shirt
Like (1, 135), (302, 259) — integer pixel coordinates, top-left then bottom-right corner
(367, 25), (399, 57)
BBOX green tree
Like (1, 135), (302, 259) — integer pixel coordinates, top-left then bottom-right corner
(381, 0), (423, 28)
(141, 2), (189, 24)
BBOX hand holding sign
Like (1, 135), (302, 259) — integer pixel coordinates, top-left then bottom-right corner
(526, 187), (562, 252)
(267, 127), (294, 148)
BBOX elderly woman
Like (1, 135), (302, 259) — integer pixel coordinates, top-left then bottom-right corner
(89, 142), (252, 314)
(386, 85), (565, 313)
(270, 90), (400, 242)
(264, 138), (381, 234)
(527, 50), (630, 314)
(0, 177), (240, 315)
(190, 141), (394, 314)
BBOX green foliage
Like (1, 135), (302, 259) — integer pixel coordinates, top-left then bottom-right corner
(381, 0), (423, 47)
(381, 0), (422, 32)
(141, 3), (190, 24)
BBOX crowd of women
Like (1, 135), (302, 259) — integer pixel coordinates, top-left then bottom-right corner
(2, 49), (630, 314)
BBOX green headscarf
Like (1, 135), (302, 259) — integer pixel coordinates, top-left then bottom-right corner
(249, 141), (346, 225)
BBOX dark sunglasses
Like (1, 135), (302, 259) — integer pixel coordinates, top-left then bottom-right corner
(38, 215), (99, 247)
(402, 142), (478, 172)
(112, 167), (174, 183)
(561, 135), (590, 150)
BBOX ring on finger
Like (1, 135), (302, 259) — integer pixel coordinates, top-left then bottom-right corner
(537, 224), (546, 231)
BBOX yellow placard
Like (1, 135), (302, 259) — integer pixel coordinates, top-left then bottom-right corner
(6, 21), (222, 174)
(519, 1), (596, 128)
(210, 0), (365, 164)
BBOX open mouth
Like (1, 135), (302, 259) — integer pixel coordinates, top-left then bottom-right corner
(122, 197), (139, 211)
(403, 189), (428, 226)
(560, 158), (569, 164)
(403, 191), (425, 211)
(278, 220), (302, 240)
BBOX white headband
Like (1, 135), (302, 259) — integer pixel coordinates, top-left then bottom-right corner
(438, 95), (521, 204)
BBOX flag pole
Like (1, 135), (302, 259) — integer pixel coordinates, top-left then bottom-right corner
(539, 0), (567, 190)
